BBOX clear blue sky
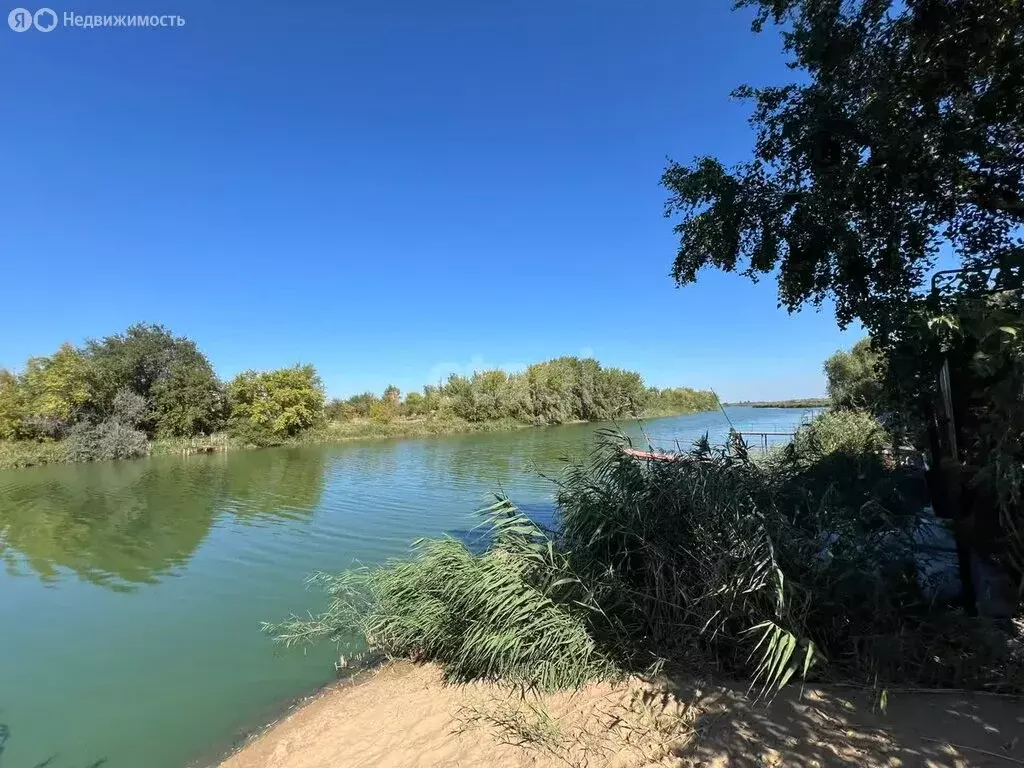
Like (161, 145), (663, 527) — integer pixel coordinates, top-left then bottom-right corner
(1, 0), (862, 401)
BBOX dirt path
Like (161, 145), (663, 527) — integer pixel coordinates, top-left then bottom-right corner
(219, 662), (1024, 768)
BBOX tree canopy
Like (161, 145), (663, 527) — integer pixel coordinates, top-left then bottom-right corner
(152, 359), (227, 437)
(227, 365), (326, 442)
(432, 357), (667, 425)
(662, 0), (1023, 341)
(0, 369), (25, 440)
(823, 338), (885, 411)
(323, 358), (715, 427)
(20, 343), (92, 436)
(1, 329), (716, 464)
(85, 323), (220, 421)
(0, 324), (264, 458)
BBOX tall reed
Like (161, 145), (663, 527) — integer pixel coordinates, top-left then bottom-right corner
(269, 422), (1021, 694)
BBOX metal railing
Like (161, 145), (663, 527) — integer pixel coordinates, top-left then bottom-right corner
(642, 432), (926, 464)
(643, 432), (798, 456)
(734, 431), (797, 453)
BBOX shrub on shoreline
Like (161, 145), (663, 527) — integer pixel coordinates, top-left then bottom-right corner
(789, 408), (890, 460)
(272, 504), (617, 689)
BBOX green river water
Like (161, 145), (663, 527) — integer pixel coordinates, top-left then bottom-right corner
(0, 407), (818, 768)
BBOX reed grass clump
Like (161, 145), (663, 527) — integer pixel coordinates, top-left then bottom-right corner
(269, 502), (617, 690)
(270, 425), (1020, 695)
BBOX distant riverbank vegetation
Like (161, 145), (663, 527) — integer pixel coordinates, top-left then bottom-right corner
(0, 324), (717, 470)
(325, 362), (717, 426)
(725, 398), (831, 409)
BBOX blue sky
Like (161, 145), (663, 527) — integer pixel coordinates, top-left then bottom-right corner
(1, 0), (862, 401)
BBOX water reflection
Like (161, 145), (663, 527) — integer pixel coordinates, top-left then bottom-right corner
(221, 447), (328, 520)
(429, 424), (601, 491)
(0, 718), (106, 768)
(0, 448), (327, 589)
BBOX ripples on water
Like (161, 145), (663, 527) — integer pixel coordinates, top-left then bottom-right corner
(0, 408), (817, 768)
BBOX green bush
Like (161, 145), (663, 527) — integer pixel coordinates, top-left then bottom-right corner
(64, 423), (100, 462)
(344, 392), (379, 418)
(97, 422), (149, 460)
(66, 420), (149, 462)
(64, 388), (151, 463)
(824, 339), (885, 412)
(402, 391), (426, 416)
(227, 365), (325, 441)
(368, 399), (397, 424)
(226, 418), (285, 448)
(790, 409), (890, 460)
(1, 323), (228, 448)
(0, 369), (26, 440)
(324, 398), (348, 421)
(270, 505), (615, 690)
(110, 388), (148, 428)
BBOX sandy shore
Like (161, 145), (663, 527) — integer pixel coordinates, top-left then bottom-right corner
(219, 662), (1024, 768)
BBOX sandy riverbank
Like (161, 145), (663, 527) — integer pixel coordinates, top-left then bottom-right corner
(218, 661), (1024, 768)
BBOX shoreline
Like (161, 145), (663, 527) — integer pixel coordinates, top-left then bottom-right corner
(210, 660), (1024, 768)
(194, 661), (385, 768)
(211, 661), (688, 768)
(0, 408), (714, 471)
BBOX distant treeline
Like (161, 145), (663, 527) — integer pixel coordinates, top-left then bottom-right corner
(726, 398), (831, 409)
(0, 324), (716, 465)
(327, 357), (717, 425)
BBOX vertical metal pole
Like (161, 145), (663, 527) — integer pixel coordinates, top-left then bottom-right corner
(939, 359), (958, 462)
(938, 356), (977, 616)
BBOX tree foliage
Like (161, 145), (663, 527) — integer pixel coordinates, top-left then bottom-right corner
(227, 365), (325, 443)
(823, 338), (885, 411)
(331, 392), (379, 420)
(84, 323), (223, 435)
(439, 358), (654, 425)
(915, 289), (1024, 580)
(647, 386), (719, 414)
(368, 399), (398, 424)
(1, 330), (714, 466)
(152, 359), (227, 437)
(382, 385), (401, 407)
(66, 420), (149, 463)
(790, 407), (890, 459)
(403, 391), (426, 415)
(0, 324), (330, 463)
(0, 369), (26, 440)
(663, 0), (1024, 339)
(19, 343), (92, 437)
(109, 387), (149, 429)
(322, 358), (714, 427)
(85, 324), (186, 402)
